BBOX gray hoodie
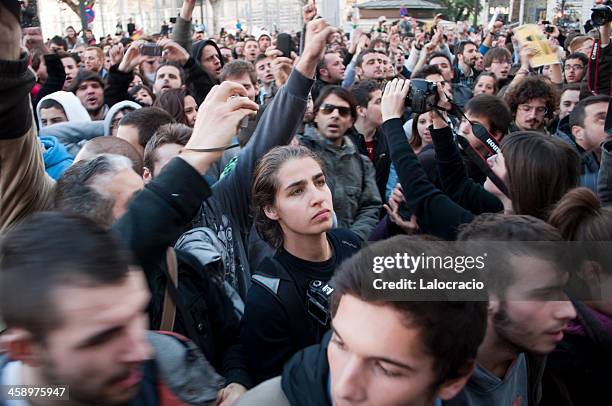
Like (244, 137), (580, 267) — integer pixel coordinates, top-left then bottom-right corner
(103, 100), (141, 136)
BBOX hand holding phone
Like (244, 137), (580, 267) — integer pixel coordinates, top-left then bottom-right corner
(140, 43), (163, 57)
(277, 33), (294, 58)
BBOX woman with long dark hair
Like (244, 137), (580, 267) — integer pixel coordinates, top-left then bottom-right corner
(241, 145), (362, 385)
(153, 88), (198, 127)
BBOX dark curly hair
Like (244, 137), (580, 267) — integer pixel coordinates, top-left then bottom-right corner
(504, 76), (559, 120)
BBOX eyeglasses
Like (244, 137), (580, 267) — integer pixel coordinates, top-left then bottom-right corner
(319, 104), (352, 118)
(564, 64), (584, 71)
(517, 104), (548, 115)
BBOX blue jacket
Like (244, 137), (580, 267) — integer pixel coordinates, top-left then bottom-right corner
(40, 135), (73, 180)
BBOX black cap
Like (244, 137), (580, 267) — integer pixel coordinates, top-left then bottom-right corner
(68, 69), (104, 93)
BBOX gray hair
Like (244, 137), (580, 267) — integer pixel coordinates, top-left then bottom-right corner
(54, 154), (134, 228)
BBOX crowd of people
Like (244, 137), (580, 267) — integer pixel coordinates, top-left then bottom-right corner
(0, 0), (611, 404)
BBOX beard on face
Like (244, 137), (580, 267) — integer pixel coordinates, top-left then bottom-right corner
(40, 350), (142, 406)
(492, 301), (536, 355)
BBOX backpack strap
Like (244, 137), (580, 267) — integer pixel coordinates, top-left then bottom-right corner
(160, 249), (206, 352)
(252, 257), (318, 349)
(160, 247), (178, 332)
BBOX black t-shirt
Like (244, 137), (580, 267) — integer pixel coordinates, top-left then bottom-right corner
(274, 228), (359, 300)
(241, 228), (361, 384)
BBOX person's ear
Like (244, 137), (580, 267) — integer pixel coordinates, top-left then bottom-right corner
(142, 167), (153, 183)
(263, 205), (279, 221)
(320, 68), (329, 78)
(571, 125), (585, 143)
(437, 360), (476, 400)
(356, 105), (367, 118)
(578, 260), (604, 299)
(356, 66), (363, 79)
(0, 328), (44, 367)
(488, 294), (499, 315)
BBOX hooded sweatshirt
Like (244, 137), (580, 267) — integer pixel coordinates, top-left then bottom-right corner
(35, 91), (91, 129)
(103, 100), (142, 136)
(192, 39), (225, 73)
(40, 135), (74, 180)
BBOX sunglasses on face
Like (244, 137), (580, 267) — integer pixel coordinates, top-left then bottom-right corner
(319, 104), (352, 118)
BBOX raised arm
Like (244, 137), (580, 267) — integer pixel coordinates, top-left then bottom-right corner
(104, 41), (147, 107)
(172, 0), (196, 54)
(211, 19), (336, 233)
(113, 82), (259, 260)
(0, 5), (54, 231)
(431, 123), (503, 214)
(381, 79), (475, 240)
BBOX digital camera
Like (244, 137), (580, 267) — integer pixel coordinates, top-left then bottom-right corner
(405, 79), (440, 114)
(591, 0), (612, 27)
(307, 280), (334, 326)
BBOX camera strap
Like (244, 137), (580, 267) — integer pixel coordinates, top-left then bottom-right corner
(433, 103), (510, 199)
(456, 136), (510, 197)
(587, 36), (601, 95)
(253, 257), (323, 348)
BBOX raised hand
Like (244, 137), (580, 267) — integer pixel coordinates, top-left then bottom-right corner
(187, 81), (259, 152)
(266, 47), (295, 87)
(519, 44), (537, 69)
(381, 78), (410, 122)
(349, 27), (364, 53)
(109, 43), (125, 66)
(384, 185), (419, 234)
(180, 0), (196, 20)
(491, 21), (503, 35)
(22, 27), (48, 54)
(355, 33), (370, 55)
(158, 38), (190, 65)
(118, 40), (147, 72)
(302, 1), (317, 23)
(305, 18), (337, 59)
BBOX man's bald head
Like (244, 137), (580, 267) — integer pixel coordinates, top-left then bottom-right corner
(75, 136), (144, 175)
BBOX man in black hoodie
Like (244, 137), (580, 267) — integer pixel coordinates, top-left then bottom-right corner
(192, 39), (224, 82)
(236, 236), (488, 406)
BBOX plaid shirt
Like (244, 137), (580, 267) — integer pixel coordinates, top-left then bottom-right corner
(454, 66), (479, 88)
